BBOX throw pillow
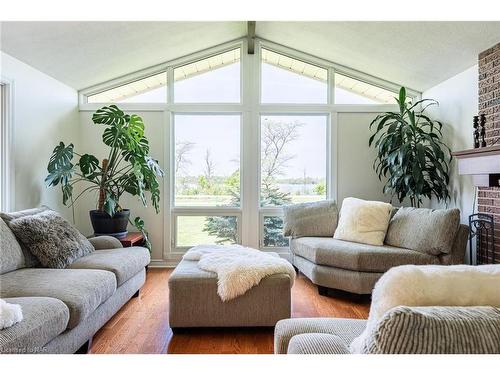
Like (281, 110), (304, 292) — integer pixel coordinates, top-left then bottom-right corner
(0, 206), (51, 267)
(283, 200), (338, 238)
(8, 209), (94, 268)
(0, 218), (26, 274)
(333, 197), (392, 246)
(384, 207), (460, 255)
(350, 264), (500, 353)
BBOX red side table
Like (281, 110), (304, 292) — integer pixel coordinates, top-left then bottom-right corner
(119, 232), (145, 247)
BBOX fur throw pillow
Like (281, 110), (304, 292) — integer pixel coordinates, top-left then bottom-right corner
(334, 197), (392, 246)
(8, 210), (94, 268)
(350, 264), (500, 353)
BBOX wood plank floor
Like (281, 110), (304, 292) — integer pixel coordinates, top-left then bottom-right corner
(90, 268), (370, 354)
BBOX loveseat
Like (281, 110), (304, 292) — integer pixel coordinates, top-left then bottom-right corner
(0, 211), (150, 354)
(284, 201), (469, 295)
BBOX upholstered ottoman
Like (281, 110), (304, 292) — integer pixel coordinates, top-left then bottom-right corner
(168, 257), (293, 330)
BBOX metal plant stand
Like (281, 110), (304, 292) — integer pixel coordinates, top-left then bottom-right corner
(468, 213), (495, 265)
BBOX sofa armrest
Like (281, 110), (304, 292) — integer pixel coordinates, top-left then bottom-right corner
(88, 236), (123, 250)
(288, 333), (350, 354)
(274, 317), (366, 354)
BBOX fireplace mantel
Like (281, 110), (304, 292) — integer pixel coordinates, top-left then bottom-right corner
(452, 145), (500, 187)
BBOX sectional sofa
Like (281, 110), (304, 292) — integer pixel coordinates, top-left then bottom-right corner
(285, 202), (469, 295)
(0, 214), (150, 354)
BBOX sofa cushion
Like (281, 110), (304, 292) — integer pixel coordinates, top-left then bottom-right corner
(385, 207), (460, 255)
(0, 207), (49, 268)
(0, 219), (25, 274)
(0, 268), (116, 329)
(291, 237), (440, 272)
(8, 209), (95, 269)
(0, 297), (69, 353)
(334, 197), (392, 246)
(68, 247), (150, 286)
(283, 200), (338, 238)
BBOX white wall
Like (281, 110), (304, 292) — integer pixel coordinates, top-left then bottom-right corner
(338, 112), (397, 204)
(422, 65), (478, 225)
(0, 52), (79, 220)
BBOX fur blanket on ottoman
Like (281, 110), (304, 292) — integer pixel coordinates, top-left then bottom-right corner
(183, 245), (296, 301)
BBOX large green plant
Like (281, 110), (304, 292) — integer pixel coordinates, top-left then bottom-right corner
(45, 105), (164, 250)
(369, 87), (451, 207)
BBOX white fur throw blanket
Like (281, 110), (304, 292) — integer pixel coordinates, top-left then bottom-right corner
(350, 264), (500, 353)
(183, 245), (296, 301)
(0, 299), (23, 330)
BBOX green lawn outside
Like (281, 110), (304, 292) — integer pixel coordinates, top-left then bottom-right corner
(177, 215), (232, 247)
(175, 194), (325, 248)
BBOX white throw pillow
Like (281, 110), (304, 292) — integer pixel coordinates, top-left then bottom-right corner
(333, 197), (392, 246)
(350, 264), (500, 353)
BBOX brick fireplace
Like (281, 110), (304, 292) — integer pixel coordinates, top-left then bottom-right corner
(477, 42), (500, 264)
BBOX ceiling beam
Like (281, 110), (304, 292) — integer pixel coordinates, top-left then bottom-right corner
(247, 21), (256, 54)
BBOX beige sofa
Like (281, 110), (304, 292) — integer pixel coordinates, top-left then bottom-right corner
(0, 215), (150, 354)
(285, 202), (469, 295)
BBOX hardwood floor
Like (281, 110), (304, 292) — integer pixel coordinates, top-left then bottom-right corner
(90, 268), (370, 354)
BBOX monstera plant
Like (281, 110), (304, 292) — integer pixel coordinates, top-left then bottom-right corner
(369, 87), (451, 208)
(45, 105), (164, 250)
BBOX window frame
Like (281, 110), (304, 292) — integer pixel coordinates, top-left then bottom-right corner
(257, 112), (331, 251)
(77, 37), (421, 260)
(169, 110), (245, 253)
(0, 78), (14, 212)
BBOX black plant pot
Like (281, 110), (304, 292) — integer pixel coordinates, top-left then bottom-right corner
(89, 209), (130, 239)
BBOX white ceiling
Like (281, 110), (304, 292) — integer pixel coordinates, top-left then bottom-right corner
(0, 22), (246, 90)
(257, 22), (500, 92)
(1, 21), (499, 92)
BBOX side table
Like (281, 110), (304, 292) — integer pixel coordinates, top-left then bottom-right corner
(119, 232), (148, 272)
(119, 232), (145, 247)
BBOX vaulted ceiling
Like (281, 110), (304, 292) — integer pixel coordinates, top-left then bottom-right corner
(1, 21), (499, 92)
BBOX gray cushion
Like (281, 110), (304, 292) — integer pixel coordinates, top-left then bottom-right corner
(0, 297), (69, 353)
(283, 201), (338, 238)
(68, 246), (150, 286)
(288, 333), (350, 354)
(8, 209), (95, 269)
(291, 237), (440, 272)
(0, 268), (116, 329)
(361, 306), (500, 354)
(385, 207), (460, 256)
(274, 317), (366, 354)
(0, 207), (49, 268)
(0, 218), (25, 274)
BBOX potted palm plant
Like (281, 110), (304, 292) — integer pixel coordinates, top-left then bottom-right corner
(369, 87), (451, 207)
(45, 105), (164, 250)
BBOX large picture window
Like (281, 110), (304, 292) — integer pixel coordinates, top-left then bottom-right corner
(260, 115), (327, 207)
(174, 114), (241, 207)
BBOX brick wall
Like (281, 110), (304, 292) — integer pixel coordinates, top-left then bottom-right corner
(477, 42), (500, 264)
